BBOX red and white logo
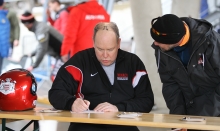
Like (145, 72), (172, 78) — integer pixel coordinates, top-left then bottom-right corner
(117, 73), (128, 80)
(198, 57), (204, 65)
(0, 78), (16, 95)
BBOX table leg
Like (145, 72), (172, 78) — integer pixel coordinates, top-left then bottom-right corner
(2, 118), (6, 131)
(1, 119), (14, 131)
(33, 120), (39, 131)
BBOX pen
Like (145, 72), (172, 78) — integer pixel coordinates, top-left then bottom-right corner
(78, 93), (89, 111)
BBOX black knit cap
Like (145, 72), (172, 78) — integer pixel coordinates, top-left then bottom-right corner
(150, 14), (186, 44)
(20, 11), (35, 24)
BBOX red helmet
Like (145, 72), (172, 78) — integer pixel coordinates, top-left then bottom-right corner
(0, 68), (37, 111)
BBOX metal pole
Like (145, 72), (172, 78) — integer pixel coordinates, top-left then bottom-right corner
(102, 0), (108, 11)
(106, 0), (115, 15)
(43, 0), (49, 22)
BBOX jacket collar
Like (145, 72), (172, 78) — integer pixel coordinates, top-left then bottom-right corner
(181, 17), (212, 50)
(152, 43), (181, 61)
(55, 8), (67, 20)
(116, 49), (125, 63)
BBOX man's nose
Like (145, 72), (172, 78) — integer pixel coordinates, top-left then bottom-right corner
(103, 50), (108, 57)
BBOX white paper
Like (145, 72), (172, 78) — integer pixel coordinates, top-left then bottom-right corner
(117, 113), (142, 119)
(181, 117), (206, 122)
(71, 110), (104, 113)
(38, 108), (62, 113)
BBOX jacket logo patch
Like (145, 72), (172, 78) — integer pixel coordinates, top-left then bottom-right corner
(91, 72), (98, 76)
(85, 15), (105, 20)
(198, 53), (204, 65)
(117, 73), (128, 80)
(198, 58), (203, 64)
(0, 78), (16, 95)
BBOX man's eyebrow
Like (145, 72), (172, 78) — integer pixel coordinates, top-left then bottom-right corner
(103, 26), (108, 30)
(96, 46), (103, 50)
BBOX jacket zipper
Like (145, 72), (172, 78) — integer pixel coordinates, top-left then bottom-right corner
(160, 37), (206, 73)
(159, 37), (207, 106)
(186, 38), (207, 69)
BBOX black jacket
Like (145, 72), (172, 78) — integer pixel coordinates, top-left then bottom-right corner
(49, 48), (154, 131)
(152, 17), (220, 116)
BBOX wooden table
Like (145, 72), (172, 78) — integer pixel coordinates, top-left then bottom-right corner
(0, 108), (220, 131)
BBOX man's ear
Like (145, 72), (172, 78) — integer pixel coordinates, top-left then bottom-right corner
(93, 41), (96, 48)
(118, 38), (121, 47)
(118, 38), (121, 45)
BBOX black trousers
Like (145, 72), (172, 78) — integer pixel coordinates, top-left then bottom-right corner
(68, 123), (139, 131)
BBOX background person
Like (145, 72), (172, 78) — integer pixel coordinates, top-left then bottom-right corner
(49, 22), (154, 131)
(47, 0), (69, 35)
(0, 0), (10, 74)
(20, 11), (63, 71)
(3, 2), (20, 57)
(150, 14), (220, 131)
(60, 0), (110, 62)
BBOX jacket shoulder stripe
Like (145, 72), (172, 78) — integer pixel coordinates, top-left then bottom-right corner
(65, 65), (83, 96)
(132, 71), (147, 88)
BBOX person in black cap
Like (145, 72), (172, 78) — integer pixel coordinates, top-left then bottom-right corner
(151, 14), (220, 130)
(20, 11), (63, 71)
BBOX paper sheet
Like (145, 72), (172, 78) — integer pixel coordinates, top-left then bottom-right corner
(38, 108), (62, 113)
(117, 113), (142, 119)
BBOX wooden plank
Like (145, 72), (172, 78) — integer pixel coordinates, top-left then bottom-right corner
(0, 119), (21, 124)
(0, 108), (220, 130)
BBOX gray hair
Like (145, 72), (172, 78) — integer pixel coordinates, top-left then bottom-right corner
(93, 22), (120, 41)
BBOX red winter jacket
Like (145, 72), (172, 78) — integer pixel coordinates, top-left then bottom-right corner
(48, 9), (69, 35)
(61, 0), (110, 57)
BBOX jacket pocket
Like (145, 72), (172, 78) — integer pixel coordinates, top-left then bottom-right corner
(187, 92), (220, 116)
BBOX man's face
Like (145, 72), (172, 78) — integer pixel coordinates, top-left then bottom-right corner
(49, 2), (57, 11)
(94, 30), (120, 66)
(154, 41), (179, 51)
(24, 23), (33, 31)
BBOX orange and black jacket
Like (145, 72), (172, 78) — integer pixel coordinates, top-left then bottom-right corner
(152, 17), (220, 117)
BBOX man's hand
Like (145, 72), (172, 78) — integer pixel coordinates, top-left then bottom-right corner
(71, 98), (90, 112)
(13, 40), (19, 47)
(61, 54), (69, 63)
(26, 66), (33, 71)
(94, 102), (118, 112)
